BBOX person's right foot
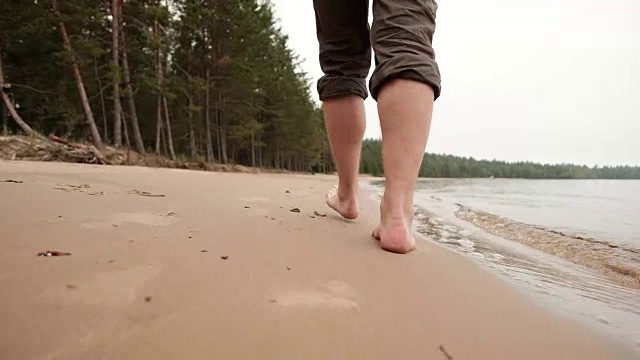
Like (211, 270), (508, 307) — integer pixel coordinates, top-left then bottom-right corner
(326, 185), (359, 220)
(372, 200), (415, 254)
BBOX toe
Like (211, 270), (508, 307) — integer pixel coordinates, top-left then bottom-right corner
(326, 185), (338, 200)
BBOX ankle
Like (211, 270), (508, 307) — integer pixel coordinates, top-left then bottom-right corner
(381, 194), (414, 220)
(338, 183), (358, 199)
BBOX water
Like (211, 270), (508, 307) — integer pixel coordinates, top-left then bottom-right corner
(415, 179), (640, 247)
(368, 178), (640, 354)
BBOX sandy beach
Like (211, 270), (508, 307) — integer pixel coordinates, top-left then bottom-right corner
(0, 160), (633, 360)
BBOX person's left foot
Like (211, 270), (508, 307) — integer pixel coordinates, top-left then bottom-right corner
(326, 185), (359, 220)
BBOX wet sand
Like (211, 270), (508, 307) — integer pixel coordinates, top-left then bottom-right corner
(0, 160), (634, 359)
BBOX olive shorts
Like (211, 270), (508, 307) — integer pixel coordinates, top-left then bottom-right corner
(313, 0), (441, 101)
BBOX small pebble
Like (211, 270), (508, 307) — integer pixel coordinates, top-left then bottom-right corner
(221, 256), (228, 260)
(201, 249), (208, 253)
(144, 296), (152, 303)
(290, 208), (300, 213)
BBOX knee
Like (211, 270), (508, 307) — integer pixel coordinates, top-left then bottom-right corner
(370, 60), (441, 102)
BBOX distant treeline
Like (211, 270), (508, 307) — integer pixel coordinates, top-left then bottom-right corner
(360, 139), (640, 179)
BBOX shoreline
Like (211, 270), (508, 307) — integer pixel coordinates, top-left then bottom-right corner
(0, 160), (635, 359)
(367, 179), (640, 354)
(369, 177), (639, 289)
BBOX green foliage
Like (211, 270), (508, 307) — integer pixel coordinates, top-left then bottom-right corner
(1, 0), (331, 172)
(360, 139), (640, 179)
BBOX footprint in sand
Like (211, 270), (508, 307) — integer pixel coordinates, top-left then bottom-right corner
(82, 211), (179, 229)
(267, 279), (359, 311)
(42, 265), (160, 307)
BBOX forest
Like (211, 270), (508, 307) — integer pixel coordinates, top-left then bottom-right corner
(360, 139), (640, 179)
(0, 0), (332, 172)
(1, 1), (637, 179)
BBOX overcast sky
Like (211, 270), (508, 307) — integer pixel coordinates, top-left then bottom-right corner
(270, 0), (640, 167)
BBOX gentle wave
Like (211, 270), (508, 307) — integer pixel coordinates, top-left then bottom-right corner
(454, 204), (640, 290)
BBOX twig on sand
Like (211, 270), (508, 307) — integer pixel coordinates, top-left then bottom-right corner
(37, 250), (71, 257)
(1, 179), (23, 183)
(53, 183), (103, 196)
(439, 345), (454, 360)
(128, 189), (165, 197)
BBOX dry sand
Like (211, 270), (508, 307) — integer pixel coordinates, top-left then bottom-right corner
(0, 160), (633, 359)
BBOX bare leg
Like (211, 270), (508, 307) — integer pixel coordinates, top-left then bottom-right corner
(324, 95), (366, 220)
(372, 79), (434, 253)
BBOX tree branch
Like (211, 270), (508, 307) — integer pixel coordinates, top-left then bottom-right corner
(10, 84), (57, 95)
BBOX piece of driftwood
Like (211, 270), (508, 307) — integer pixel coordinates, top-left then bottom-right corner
(47, 134), (109, 165)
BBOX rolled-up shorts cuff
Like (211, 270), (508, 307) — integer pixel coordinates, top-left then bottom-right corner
(317, 75), (369, 101)
(369, 56), (441, 101)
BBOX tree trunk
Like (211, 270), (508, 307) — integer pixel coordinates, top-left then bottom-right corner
(120, 10), (144, 154)
(218, 87), (228, 164)
(188, 95), (197, 160)
(203, 29), (214, 163)
(121, 108), (131, 164)
(51, 0), (104, 153)
(186, 44), (197, 160)
(250, 132), (255, 167)
(93, 57), (108, 142)
(155, 97), (162, 155)
(0, 47), (36, 136)
(111, 0), (123, 147)
(154, 19), (162, 155)
(160, 35), (174, 161)
(204, 68), (214, 162)
(1, 98), (6, 135)
(160, 120), (168, 156)
(214, 89), (221, 162)
(162, 96), (176, 160)
(121, 108), (130, 148)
